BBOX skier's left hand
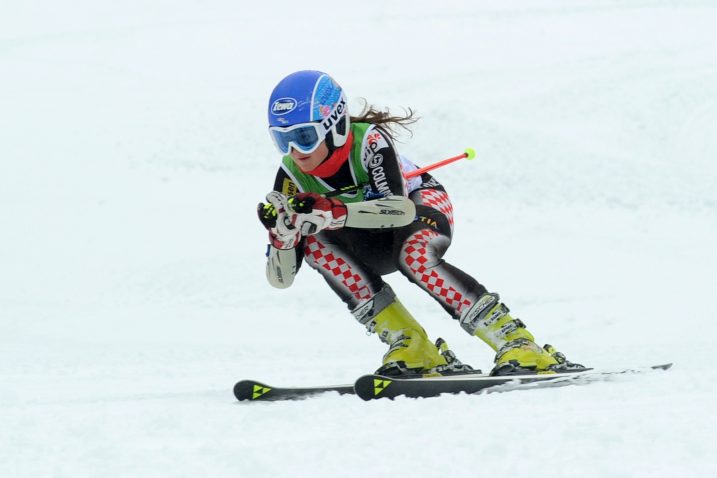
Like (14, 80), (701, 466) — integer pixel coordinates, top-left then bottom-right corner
(288, 192), (347, 235)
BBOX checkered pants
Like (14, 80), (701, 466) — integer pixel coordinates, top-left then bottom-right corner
(302, 188), (488, 321)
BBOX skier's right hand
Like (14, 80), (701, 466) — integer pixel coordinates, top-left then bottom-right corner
(259, 192), (301, 249)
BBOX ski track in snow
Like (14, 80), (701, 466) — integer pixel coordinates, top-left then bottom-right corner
(2, 1), (716, 477)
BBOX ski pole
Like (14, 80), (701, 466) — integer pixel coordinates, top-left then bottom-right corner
(324, 184), (365, 198)
(403, 147), (476, 179)
(323, 147), (476, 198)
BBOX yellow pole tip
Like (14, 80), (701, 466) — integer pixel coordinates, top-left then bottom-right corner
(464, 147), (476, 160)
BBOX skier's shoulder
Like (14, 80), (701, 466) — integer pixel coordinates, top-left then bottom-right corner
(354, 122), (393, 149)
(352, 122), (396, 169)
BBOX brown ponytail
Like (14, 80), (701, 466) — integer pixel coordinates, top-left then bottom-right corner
(350, 99), (419, 140)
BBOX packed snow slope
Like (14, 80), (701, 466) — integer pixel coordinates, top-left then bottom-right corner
(2, 1), (716, 477)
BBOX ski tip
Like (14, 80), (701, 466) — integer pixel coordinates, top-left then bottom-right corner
(233, 380), (273, 402)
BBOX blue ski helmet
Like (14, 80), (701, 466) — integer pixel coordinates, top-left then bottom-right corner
(267, 70), (350, 152)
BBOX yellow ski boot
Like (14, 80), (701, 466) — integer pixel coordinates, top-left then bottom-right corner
(372, 298), (448, 376)
(459, 293), (583, 375)
(353, 286), (473, 377)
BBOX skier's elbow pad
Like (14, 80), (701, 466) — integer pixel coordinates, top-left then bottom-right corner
(265, 245), (299, 289)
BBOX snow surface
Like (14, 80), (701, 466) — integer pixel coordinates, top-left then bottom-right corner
(2, 1), (716, 476)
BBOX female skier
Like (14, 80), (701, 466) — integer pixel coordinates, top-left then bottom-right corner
(258, 70), (581, 376)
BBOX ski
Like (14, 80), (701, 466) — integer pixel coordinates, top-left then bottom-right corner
(235, 363), (672, 402)
(354, 363), (673, 401)
(233, 379), (355, 402)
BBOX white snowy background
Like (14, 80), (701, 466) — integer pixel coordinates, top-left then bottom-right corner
(2, 0), (716, 476)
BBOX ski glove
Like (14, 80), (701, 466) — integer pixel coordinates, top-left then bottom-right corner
(258, 191), (348, 249)
(259, 192), (301, 250)
(288, 192), (348, 235)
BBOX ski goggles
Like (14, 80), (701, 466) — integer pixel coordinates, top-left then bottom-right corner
(269, 122), (329, 155)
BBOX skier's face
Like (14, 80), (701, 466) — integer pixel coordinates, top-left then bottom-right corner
(290, 141), (329, 173)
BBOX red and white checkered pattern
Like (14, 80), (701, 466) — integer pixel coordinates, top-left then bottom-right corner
(401, 229), (471, 315)
(304, 236), (373, 301)
(418, 189), (454, 230)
